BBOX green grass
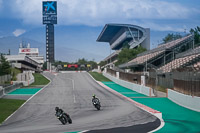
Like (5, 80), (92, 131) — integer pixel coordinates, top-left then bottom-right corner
(31, 73), (50, 86)
(156, 86), (167, 93)
(0, 98), (25, 124)
(89, 72), (111, 82)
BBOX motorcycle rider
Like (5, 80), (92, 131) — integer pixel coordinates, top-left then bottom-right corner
(92, 94), (100, 103)
(55, 107), (70, 118)
(55, 107), (72, 124)
(55, 107), (64, 114)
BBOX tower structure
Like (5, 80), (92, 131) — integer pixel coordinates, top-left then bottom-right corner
(42, 1), (57, 70)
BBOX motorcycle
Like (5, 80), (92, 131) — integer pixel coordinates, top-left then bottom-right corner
(55, 111), (72, 125)
(92, 98), (101, 110)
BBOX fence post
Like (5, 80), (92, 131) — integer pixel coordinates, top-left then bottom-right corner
(116, 72), (119, 79)
(166, 88), (168, 98)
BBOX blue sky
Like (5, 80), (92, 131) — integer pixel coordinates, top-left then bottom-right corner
(0, 0), (200, 62)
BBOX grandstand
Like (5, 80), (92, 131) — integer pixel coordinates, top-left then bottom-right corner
(119, 34), (195, 73)
(97, 23), (150, 68)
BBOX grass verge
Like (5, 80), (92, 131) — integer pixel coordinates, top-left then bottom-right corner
(89, 72), (111, 82)
(156, 85), (167, 93)
(31, 73), (50, 86)
(0, 98), (25, 124)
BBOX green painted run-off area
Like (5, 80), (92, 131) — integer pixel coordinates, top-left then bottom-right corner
(102, 81), (200, 133)
(8, 88), (41, 95)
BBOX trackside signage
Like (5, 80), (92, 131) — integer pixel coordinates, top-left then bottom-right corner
(42, 1), (57, 24)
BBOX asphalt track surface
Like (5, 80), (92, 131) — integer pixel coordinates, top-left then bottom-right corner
(0, 72), (160, 133)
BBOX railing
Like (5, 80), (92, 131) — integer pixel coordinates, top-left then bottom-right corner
(110, 32), (128, 49)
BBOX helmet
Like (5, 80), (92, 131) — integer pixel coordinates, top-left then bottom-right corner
(55, 107), (59, 111)
(92, 94), (96, 97)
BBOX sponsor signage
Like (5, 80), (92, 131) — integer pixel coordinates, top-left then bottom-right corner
(43, 1), (57, 24)
(64, 65), (68, 67)
(19, 48), (39, 54)
(68, 64), (78, 68)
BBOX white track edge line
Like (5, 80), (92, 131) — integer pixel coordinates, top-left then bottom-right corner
(1, 73), (52, 124)
(78, 130), (89, 133)
(87, 72), (165, 133)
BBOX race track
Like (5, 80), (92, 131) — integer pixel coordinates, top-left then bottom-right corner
(0, 72), (160, 133)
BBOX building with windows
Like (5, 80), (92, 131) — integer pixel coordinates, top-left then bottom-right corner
(97, 23), (150, 68)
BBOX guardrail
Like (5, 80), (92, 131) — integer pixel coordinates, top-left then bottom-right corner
(0, 83), (23, 98)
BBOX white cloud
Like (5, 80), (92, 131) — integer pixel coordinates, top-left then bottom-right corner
(8, 0), (199, 30)
(13, 29), (26, 37)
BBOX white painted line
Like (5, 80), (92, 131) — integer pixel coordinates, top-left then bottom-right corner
(78, 130), (89, 133)
(66, 78), (76, 103)
(87, 72), (165, 133)
(73, 94), (76, 103)
(2, 73), (52, 124)
(67, 78), (75, 90)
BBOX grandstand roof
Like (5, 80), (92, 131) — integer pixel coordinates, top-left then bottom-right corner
(96, 23), (145, 43)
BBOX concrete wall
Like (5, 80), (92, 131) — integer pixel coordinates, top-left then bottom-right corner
(13, 71), (35, 86)
(0, 75), (11, 84)
(168, 89), (200, 112)
(103, 72), (154, 96)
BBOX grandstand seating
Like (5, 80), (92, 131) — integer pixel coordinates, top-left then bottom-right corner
(128, 50), (164, 64)
(158, 54), (200, 73)
(157, 35), (192, 49)
(119, 34), (194, 71)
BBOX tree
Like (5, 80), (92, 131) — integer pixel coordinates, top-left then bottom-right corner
(115, 45), (146, 66)
(122, 41), (130, 49)
(77, 58), (87, 65)
(98, 61), (106, 67)
(163, 33), (182, 43)
(42, 61), (47, 70)
(190, 26), (200, 46)
(0, 54), (11, 76)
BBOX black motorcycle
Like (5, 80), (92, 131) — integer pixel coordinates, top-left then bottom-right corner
(92, 98), (101, 110)
(55, 111), (72, 125)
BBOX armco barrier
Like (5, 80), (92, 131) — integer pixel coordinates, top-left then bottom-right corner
(0, 83), (23, 97)
(103, 72), (155, 97)
(168, 89), (200, 112)
(4, 83), (23, 94)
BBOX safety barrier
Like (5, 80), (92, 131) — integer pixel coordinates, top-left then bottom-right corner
(0, 86), (3, 98)
(168, 89), (200, 112)
(103, 72), (155, 96)
(0, 83), (23, 98)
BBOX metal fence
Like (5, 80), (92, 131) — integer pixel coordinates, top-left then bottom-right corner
(107, 68), (142, 84)
(4, 83), (23, 94)
(0, 83), (23, 97)
(119, 71), (141, 84)
(107, 68), (200, 97)
(107, 69), (116, 77)
(173, 69), (200, 97)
